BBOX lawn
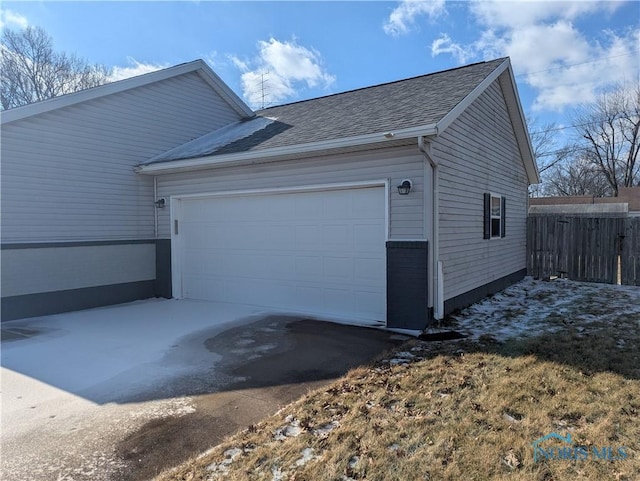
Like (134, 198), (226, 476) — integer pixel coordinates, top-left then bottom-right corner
(156, 278), (639, 481)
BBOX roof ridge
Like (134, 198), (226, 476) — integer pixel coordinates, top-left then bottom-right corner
(258, 58), (507, 112)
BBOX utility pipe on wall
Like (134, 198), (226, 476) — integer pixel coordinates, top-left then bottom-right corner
(154, 176), (159, 238)
(418, 136), (443, 320)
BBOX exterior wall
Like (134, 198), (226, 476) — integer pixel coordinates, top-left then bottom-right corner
(1, 72), (243, 319)
(1, 242), (155, 297)
(156, 146), (431, 327)
(386, 241), (429, 329)
(433, 79), (529, 303)
(156, 146), (427, 240)
(1, 241), (157, 321)
(1, 72), (242, 243)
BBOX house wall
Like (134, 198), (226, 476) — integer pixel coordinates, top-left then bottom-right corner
(155, 145), (431, 329)
(1, 72), (244, 320)
(433, 79), (529, 310)
(155, 146), (428, 240)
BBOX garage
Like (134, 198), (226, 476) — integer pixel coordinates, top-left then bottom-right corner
(171, 184), (387, 324)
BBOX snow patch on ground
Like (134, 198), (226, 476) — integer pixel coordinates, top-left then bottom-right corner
(448, 277), (640, 343)
(206, 447), (243, 474)
(313, 420), (339, 438)
(274, 416), (303, 440)
(295, 447), (318, 467)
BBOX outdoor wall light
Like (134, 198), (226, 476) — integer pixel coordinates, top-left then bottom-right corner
(397, 179), (412, 195)
(154, 198), (167, 208)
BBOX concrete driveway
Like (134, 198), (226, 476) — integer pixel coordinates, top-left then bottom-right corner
(1, 299), (404, 481)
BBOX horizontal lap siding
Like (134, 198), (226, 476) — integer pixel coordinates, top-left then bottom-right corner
(1, 72), (242, 242)
(157, 147), (425, 240)
(1, 244), (156, 297)
(434, 80), (528, 301)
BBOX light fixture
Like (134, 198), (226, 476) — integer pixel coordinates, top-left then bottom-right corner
(154, 198), (167, 208)
(397, 179), (412, 195)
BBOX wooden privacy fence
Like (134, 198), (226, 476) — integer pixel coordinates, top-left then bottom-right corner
(527, 215), (640, 286)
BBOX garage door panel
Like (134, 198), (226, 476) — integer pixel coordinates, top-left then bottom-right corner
(322, 224), (351, 247)
(355, 257), (385, 280)
(294, 195), (324, 219)
(354, 224), (386, 251)
(322, 256), (353, 279)
(295, 225), (322, 248)
(295, 256), (323, 277)
(323, 288), (354, 314)
(177, 186), (386, 322)
(183, 274), (226, 301)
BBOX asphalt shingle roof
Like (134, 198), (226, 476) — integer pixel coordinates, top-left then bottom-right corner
(144, 58), (506, 164)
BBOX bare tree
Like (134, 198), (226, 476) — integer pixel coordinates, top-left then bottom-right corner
(527, 117), (571, 197)
(1, 26), (111, 110)
(546, 153), (611, 197)
(573, 82), (640, 196)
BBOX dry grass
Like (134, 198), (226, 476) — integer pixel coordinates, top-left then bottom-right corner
(156, 281), (640, 481)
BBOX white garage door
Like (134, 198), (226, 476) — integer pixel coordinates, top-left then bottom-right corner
(174, 186), (386, 323)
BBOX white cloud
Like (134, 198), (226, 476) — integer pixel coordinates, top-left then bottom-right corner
(431, 33), (472, 64)
(469, 0), (614, 29)
(429, 1), (639, 112)
(110, 58), (167, 82)
(228, 54), (249, 72)
(384, 0), (446, 36)
(0, 9), (28, 29)
(231, 38), (335, 108)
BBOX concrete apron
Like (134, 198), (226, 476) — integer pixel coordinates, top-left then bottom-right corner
(2, 310), (403, 481)
(115, 315), (404, 481)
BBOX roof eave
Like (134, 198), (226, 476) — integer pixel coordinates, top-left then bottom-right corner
(136, 124), (438, 175)
(1, 59), (254, 124)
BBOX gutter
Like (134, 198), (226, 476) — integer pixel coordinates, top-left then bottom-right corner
(136, 124), (438, 175)
(418, 136), (443, 321)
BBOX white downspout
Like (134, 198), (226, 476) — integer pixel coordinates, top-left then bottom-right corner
(153, 176), (159, 238)
(418, 136), (443, 320)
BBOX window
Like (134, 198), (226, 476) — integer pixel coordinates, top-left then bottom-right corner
(484, 193), (505, 239)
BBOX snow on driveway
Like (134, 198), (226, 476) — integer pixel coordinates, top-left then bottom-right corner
(1, 298), (267, 481)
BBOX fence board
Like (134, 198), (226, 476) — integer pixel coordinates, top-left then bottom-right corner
(621, 218), (640, 286)
(528, 215), (639, 286)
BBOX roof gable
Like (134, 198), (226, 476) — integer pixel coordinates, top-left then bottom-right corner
(250, 58), (507, 150)
(1, 59), (254, 124)
(140, 59), (512, 168)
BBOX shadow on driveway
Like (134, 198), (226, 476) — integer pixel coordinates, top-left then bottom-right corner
(2, 300), (403, 481)
(113, 315), (403, 481)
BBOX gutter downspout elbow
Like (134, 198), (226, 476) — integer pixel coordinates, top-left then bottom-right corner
(418, 136), (443, 321)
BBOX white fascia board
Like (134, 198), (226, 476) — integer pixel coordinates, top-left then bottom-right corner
(1, 59), (254, 124)
(435, 58), (509, 135)
(136, 123), (437, 175)
(498, 64), (540, 184)
(195, 62), (254, 119)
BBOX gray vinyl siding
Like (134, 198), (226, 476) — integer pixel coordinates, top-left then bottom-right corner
(156, 146), (426, 240)
(1, 72), (242, 243)
(1, 243), (155, 297)
(433, 79), (528, 301)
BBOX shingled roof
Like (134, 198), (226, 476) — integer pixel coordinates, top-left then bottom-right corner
(144, 58), (507, 165)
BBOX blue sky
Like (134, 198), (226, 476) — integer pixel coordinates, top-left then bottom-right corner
(2, 1), (639, 136)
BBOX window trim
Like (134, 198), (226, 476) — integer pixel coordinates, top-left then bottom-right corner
(484, 192), (506, 239)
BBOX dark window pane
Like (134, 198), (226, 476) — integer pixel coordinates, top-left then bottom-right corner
(491, 218), (500, 237)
